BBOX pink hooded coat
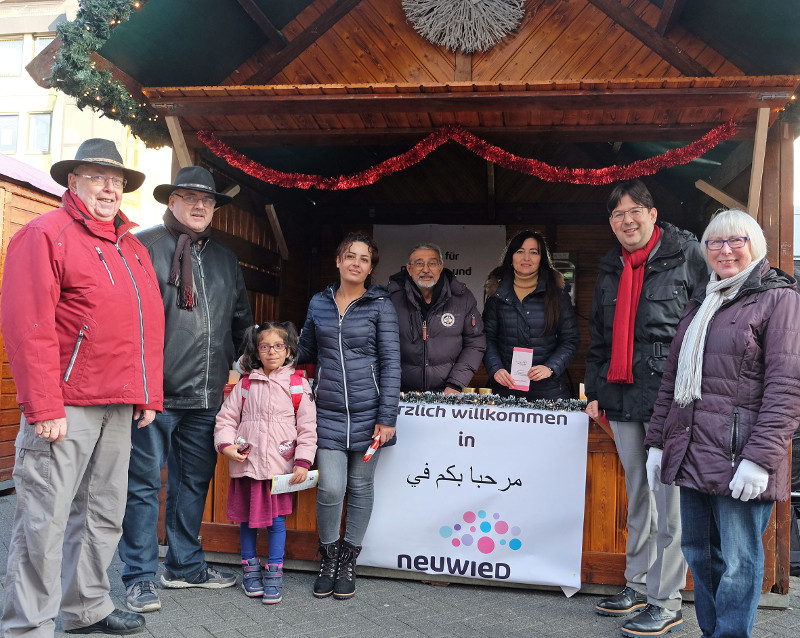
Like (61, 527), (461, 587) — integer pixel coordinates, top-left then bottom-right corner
(214, 366), (317, 480)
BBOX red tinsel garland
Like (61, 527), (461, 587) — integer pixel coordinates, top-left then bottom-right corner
(197, 121), (739, 190)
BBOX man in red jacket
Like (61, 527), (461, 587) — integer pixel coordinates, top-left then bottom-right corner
(0, 138), (165, 637)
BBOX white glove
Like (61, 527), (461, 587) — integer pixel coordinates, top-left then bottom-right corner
(729, 459), (769, 502)
(646, 448), (663, 492)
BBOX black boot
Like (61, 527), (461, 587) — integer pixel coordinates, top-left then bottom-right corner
(333, 540), (361, 599)
(313, 541), (340, 598)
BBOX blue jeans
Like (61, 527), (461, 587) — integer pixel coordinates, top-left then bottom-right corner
(680, 487), (774, 638)
(120, 407), (219, 585)
(315, 448), (381, 546)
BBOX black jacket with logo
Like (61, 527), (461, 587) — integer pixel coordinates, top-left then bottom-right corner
(388, 268), (485, 392)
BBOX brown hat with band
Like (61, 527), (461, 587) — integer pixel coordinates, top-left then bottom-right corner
(50, 138), (146, 193)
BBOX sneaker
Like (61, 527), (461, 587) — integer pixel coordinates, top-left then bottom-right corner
(241, 558), (264, 597)
(125, 580), (161, 613)
(262, 564), (283, 604)
(160, 566), (236, 589)
(333, 541), (361, 600)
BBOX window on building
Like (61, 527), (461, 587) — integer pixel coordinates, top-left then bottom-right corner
(28, 112), (52, 153)
(0, 39), (24, 77)
(0, 115), (19, 153)
(34, 36), (55, 57)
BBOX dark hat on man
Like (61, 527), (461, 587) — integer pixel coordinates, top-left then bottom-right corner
(50, 138), (146, 193)
(153, 166), (233, 207)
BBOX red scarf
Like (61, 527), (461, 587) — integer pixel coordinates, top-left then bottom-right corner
(607, 225), (661, 384)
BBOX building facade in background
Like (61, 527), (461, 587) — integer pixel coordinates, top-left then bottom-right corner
(0, 0), (172, 227)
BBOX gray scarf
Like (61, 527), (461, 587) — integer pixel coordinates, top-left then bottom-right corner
(673, 260), (759, 407)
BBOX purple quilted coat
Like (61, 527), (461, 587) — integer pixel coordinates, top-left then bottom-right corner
(645, 259), (800, 502)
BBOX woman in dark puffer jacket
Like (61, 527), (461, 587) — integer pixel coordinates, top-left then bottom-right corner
(645, 210), (800, 638)
(483, 230), (579, 400)
(298, 232), (400, 601)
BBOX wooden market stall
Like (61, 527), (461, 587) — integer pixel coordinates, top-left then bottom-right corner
(22, 0), (800, 601)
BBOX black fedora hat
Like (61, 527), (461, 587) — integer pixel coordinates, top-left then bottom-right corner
(50, 138), (146, 193)
(153, 166), (233, 207)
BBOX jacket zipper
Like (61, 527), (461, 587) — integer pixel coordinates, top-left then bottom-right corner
(197, 244), (212, 410)
(95, 247), (115, 284)
(370, 364), (380, 396)
(63, 329), (85, 382)
(730, 407), (740, 467)
(422, 319), (427, 389)
(116, 230), (149, 404)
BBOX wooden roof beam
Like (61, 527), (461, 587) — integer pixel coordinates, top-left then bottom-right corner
(655, 0), (687, 36)
(235, 0), (288, 48)
(147, 87), (790, 117)
(747, 107), (770, 218)
(243, 0), (363, 84)
(26, 36), (147, 106)
(182, 123), (757, 147)
(695, 180), (747, 211)
(165, 116), (192, 167)
(587, 0), (711, 76)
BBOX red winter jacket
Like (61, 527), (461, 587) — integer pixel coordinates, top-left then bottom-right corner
(0, 191), (164, 422)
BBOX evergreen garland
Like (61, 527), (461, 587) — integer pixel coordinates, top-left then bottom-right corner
(50, 0), (170, 148)
(401, 391), (587, 413)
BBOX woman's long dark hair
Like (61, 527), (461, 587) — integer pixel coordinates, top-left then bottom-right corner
(500, 230), (564, 335)
(240, 322), (299, 373)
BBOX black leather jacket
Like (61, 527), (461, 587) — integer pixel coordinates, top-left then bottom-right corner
(136, 225), (253, 410)
(585, 222), (709, 422)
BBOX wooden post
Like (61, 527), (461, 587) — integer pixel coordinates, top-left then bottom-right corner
(165, 116), (192, 168)
(747, 107), (770, 218)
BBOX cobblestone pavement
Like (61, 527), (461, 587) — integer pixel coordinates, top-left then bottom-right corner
(1, 492), (798, 637)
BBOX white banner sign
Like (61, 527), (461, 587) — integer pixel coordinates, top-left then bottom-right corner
(360, 403), (589, 596)
(372, 224), (506, 311)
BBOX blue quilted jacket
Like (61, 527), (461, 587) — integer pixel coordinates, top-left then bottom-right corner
(298, 283), (401, 451)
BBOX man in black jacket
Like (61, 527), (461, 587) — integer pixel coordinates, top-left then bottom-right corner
(119, 166), (253, 614)
(388, 243), (486, 393)
(585, 180), (708, 637)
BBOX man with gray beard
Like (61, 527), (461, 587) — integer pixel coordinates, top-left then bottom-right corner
(387, 243), (485, 393)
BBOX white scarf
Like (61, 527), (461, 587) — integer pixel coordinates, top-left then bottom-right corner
(673, 260), (760, 407)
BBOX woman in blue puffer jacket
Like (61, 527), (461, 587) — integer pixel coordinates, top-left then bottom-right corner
(483, 230), (579, 400)
(298, 232), (400, 601)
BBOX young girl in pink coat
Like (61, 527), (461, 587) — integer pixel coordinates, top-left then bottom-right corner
(214, 322), (317, 604)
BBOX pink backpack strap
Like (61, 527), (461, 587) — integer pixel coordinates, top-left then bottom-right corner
(240, 376), (251, 413)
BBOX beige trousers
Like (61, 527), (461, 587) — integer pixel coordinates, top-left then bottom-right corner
(1, 404), (133, 637)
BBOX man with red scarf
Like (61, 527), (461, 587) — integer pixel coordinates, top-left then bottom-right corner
(585, 180), (708, 637)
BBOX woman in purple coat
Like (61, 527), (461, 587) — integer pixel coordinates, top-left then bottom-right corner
(645, 209), (800, 638)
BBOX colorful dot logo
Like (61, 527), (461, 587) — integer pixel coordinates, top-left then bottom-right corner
(439, 510), (522, 555)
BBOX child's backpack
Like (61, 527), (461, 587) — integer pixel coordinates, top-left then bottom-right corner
(239, 370), (306, 415)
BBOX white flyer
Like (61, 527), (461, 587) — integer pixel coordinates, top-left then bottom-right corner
(270, 470), (319, 494)
(510, 347), (533, 391)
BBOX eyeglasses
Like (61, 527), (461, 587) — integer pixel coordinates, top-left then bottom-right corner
(705, 237), (749, 250)
(74, 174), (126, 189)
(258, 343), (287, 352)
(409, 260), (442, 270)
(173, 192), (216, 207)
(610, 207), (648, 222)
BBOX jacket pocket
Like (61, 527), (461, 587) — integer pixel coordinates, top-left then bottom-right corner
(729, 407), (740, 467)
(370, 364), (380, 396)
(62, 319), (95, 387)
(15, 419), (52, 485)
